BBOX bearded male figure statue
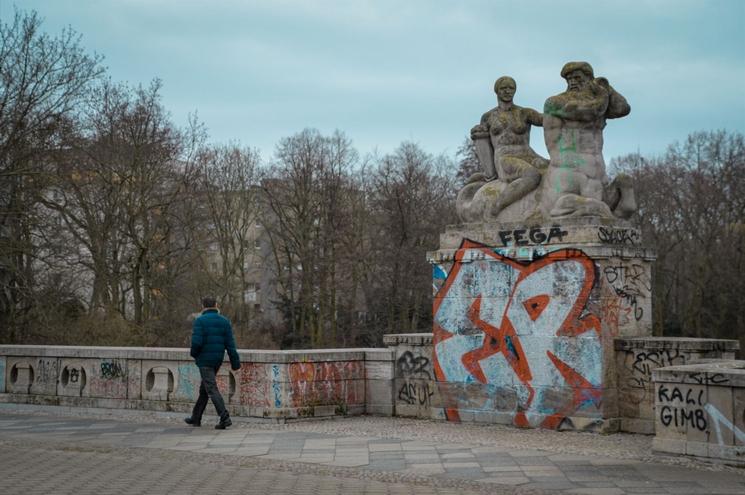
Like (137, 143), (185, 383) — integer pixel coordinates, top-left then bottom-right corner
(540, 61), (636, 219)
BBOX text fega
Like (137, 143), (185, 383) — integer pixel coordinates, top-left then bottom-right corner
(498, 226), (568, 246)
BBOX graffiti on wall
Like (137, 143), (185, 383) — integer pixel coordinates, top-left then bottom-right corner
(705, 403), (745, 446)
(621, 349), (686, 392)
(239, 363), (270, 407)
(176, 364), (201, 401)
(89, 359), (128, 398)
(433, 239), (603, 428)
(271, 364), (282, 408)
(396, 350), (435, 407)
(603, 263), (649, 322)
(657, 383), (745, 446)
(100, 360), (125, 379)
(288, 361), (364, 407)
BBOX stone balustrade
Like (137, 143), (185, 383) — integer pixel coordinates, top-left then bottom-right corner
(615, 337), (739, 433)
(0, 346), (394, 419)
(2, 339), (743, 466)
(652, 360), (745, 466)
(383, 334), (739, 434)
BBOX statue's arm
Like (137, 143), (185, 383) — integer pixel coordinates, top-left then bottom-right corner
(563, 95), (608, 122)
(544, 88), (608, 122)
(479, 109), (493, 126)
(595, 78), (630, 119)
(526, 108), (543, 127)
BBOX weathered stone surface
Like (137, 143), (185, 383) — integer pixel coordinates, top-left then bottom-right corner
(457, 76), (547, 223)
(424, 232), (653, 431)
(615, 337), (739, 433)
(0, 356), (5, 394)
(540, 61), (634, 220)
(0, 345), (394, 419)
(652, 360), (745, 465)
(458, 63), (635, 225)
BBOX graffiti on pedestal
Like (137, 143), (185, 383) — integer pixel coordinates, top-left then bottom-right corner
(433, 239), (602, 428)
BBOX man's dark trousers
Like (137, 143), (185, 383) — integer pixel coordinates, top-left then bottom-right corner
(190, 366), (228, 422)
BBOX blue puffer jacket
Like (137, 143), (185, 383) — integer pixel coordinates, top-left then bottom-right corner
(190, 309), (241, 369)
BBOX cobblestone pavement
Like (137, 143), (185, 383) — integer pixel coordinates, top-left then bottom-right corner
(1, 406), (744, 495)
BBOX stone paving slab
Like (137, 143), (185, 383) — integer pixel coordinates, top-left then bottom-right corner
(0, 407), (744, 494)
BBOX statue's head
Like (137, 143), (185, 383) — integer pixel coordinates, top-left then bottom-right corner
(493, 76), (516, 103)
(560, 62), (594, 92)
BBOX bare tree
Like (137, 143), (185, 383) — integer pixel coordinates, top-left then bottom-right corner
(261, 129), (358, 347)
(455, 136), (481, 186)
(0, 9), (103, 336)
(40, 80), (204, 336)
(197, 143), (263, 334)
(612, 130), (745, 352)
(364, 142), (457, 341)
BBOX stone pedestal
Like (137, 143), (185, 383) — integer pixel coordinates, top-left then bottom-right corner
(427, 217), (655, 431)
(653, 360), (745, 465)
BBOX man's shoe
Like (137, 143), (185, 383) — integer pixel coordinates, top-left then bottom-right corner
(184, 417), (201, 427)
(215, 417), (232, 430)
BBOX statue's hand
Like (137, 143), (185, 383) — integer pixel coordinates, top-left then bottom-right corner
(594, 77), (609, 89)
(471, 124), (489, 140)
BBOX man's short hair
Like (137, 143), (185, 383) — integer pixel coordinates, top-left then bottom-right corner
(202, 296), (217, 308)
(560, 61), (594, 80)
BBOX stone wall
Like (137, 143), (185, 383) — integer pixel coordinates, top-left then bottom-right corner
(384, 334), (739, 434)
(384, 334), (441, 420)
(653, 360), (745, 465)
(0, 346), (394, 419)
(427, 219), (656, 431)
(615, 338), (739, 433)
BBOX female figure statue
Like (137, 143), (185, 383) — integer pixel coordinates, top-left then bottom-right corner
(467, 76), (548, 219)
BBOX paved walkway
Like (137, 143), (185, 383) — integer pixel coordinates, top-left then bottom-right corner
(0, 406), (744, 494)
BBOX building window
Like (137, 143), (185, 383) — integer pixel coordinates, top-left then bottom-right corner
(244, 283), (259, 303)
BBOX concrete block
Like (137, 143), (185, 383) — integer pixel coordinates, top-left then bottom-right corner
(473, 410), (499, 423)
(395, 403), (428, 418)
(652, 437), (686, 455)
(394, 378), (438, 410)
(88, 358), (128, 399)
(0, 356), (5, 394)
(313, 404), (337, 417)
(685, 440), (709, 458)
(7, 359), (33, 394)
(706, 386), (734, 446)
(57, 359), (89, 397)
(457, 409), (475, 423)
(238, 362), (269, 407)
(142, 365), (173, 401)
(366, 403), (393, 416)
(127, 359), (142, 400)
(366, 361), (394, 380)
(366, 379), (392, 408)
(734, 387), (745, 447)
(383, 334), (433, 347)
(620, 417), (654, 435)
(29, 357), (59, 396)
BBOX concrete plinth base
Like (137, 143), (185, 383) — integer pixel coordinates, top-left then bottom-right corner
(425, 217), (655, 430)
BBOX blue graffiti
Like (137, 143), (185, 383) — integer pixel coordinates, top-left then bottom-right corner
(271, 364), (281, 408)
(176, 364), (200, 400)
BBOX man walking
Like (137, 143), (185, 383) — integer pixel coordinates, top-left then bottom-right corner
(185, 296), (241, 429)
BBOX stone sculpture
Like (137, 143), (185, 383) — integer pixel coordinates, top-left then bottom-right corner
(456, 62), (636, 223)
(457, 76), (548, 222)
(541, 61), (635, 218)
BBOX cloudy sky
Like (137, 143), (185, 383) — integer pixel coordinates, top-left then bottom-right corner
(8, 0), (745, 162)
